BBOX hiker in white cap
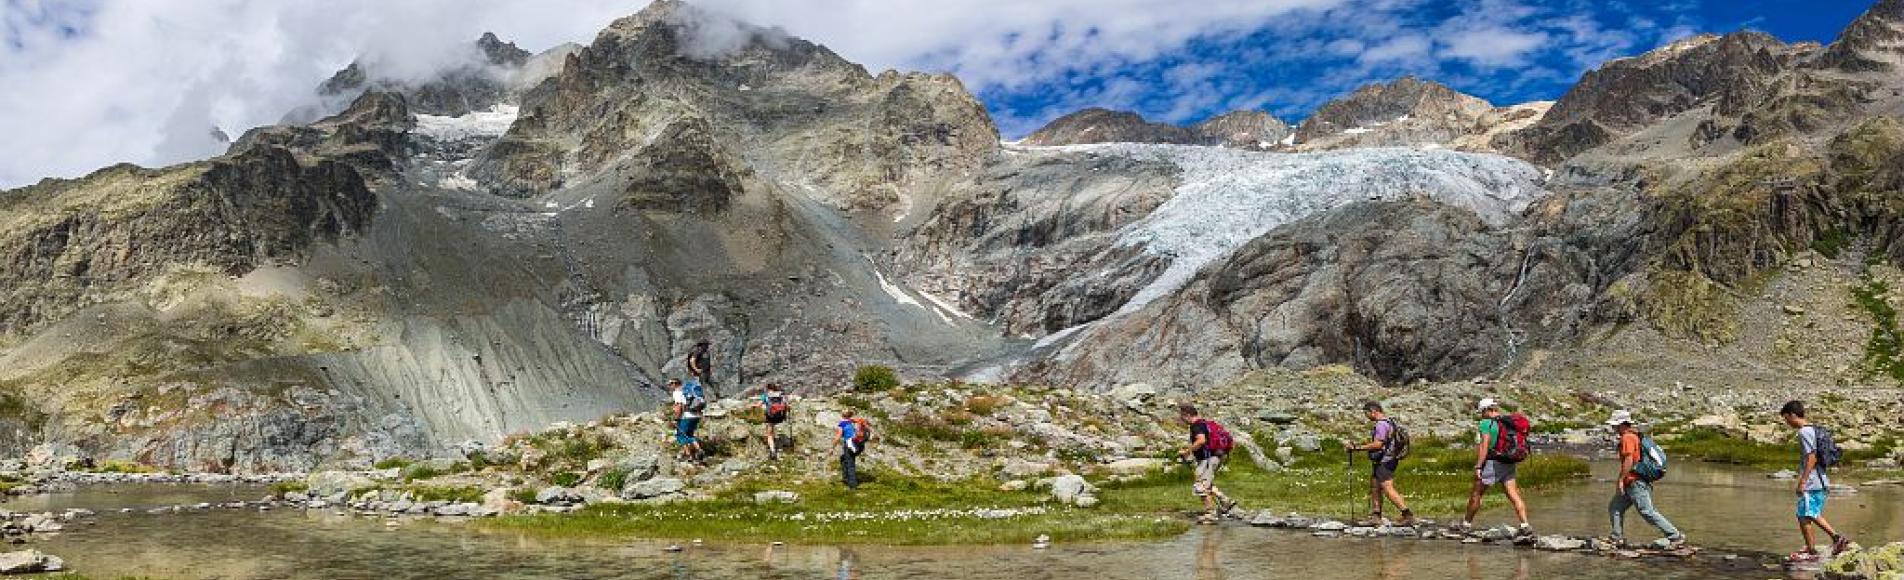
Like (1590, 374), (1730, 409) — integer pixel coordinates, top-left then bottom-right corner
(1607, 409), (1685, 549)
(1456, 397), (1532, 536)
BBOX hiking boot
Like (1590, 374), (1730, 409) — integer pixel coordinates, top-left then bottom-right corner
(1396, 509), (1417, 526)
(1197, 513), (1220, 525)
(1356, 513), (1387, 527)
(1829, 534), (1852, 556)
(1451, 521), (1473, 535)
(1217, 497), (1240, 516)
(1515, 523), (1534, 539)
(1787, 550), (1821, 563)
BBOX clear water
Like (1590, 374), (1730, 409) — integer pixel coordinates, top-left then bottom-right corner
(14, 461), (1898, 579)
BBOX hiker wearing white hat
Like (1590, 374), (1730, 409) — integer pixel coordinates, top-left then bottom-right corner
(1455, 397), (1532, 536)
(1608, 410), (1685, 548)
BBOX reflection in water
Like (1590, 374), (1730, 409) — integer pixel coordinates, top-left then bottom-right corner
(11, 461), (1896, 580)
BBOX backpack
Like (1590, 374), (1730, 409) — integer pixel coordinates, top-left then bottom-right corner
(1487, 414), (1532, 463)
(1199, 420), (1235, 456)
(850, 417), (872, 446)
(1812, 425), (1843, 470)
(765, 393), (789, 420)
(1633, 435), (1668, 482)
(682, 380), (708, 413)
(1379, 419), (1412, 462)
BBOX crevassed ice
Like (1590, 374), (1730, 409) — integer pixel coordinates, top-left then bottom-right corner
(415, 105), (520, 143)
(1042, 143), (1550, 313)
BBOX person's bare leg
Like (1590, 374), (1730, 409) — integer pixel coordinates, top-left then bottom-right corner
(1369, 478), (1383, 514)
(1800, 518), (1817, 553)
(1503, 480), (1530, 525)
(1463, 481), (1487, 524)
(1381, 481), (1409, 512)
(1813, 515), (1841, 539)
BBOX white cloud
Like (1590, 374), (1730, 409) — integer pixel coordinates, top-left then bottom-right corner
(0, 0), (1715, 186)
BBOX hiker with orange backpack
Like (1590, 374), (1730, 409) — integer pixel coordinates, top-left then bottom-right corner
(836, 408), (871, 490)
(1177, 403), (1238, 524)
(1457, 397), (1532, 537)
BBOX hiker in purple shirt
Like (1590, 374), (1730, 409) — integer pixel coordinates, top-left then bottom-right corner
(1349, 401), (1415, 526)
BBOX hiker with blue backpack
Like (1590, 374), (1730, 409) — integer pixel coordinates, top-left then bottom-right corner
(1350, 401), (1416, 526)
(1177, 403), (1238, 524)
(836, 408), (871, 490)
(1457, 397), (1532, 537)
(1781, 400), (1853, 563)
(753, 383), (791, 460)
(1606, 410), (1685, 549)
(670, 378), (707, 463)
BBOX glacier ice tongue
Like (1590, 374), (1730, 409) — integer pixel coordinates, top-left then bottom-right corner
(1038, 143), (1550, 314)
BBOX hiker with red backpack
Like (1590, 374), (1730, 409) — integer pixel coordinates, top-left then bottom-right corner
(836, 408), (871, 490)
(1457, 397), (1532, 537)
(1177, 403), (1238, 524)
(1349, 401), (1415, 526)
(753, 383), (791, 460)
(1781, 400), (1852, 563)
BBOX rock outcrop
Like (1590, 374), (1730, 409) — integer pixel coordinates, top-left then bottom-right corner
(1021, 108), (1291, 147)
(1292, 77), (1494, 149)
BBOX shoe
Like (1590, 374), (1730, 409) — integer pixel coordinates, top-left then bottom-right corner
(1218, 497), (1240, 515)
(1397, 509), (1417, 526)
(1830, 535), (1852, 556)
(1197, 513), (1220, 525)
(1451, 521), (1473, 534)
(1660, 535), (1688, 550)
(1787, 550), (1820, 563)
(1356, 514), (1387, 527)
(1515, 523), (1534, 538)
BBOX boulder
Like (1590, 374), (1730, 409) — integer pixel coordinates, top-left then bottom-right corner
(0, 550), (62, 574)
(615, 456), (661, 483)
(1824, 541), (1900, 580)
(1000, 459), (1054, 478)
(1049, 475), (1097, 506)
(753, 491), (800, 504)
(1259, 412), (1298, 425)
(534, 486), (582, 506)
(305, 471), (373, 498)
(481, 488), (520, 514)
(1248, 512), (1284, 527)
(1101, 458), (1165, 476)
(998, 480), (1030, 492)
(623, 477), (686, 500)
(1534, 536), (1587, 551)
(1311, 520), (1348, 532)
(1074, 495), (1101, 508)
(1108, 383), (1157, 405)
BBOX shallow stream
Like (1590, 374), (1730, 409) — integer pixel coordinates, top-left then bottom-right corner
(14, 461), (1900, 579)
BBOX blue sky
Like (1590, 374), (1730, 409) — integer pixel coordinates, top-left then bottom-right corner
(958, 0), (1878, 136)
(0, 0), (1884, 186)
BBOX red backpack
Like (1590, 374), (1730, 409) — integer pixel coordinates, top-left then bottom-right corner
(850, 417), (872, 446)
(1487, 413), (1533, 463)
(1199, 420), (1235, 456)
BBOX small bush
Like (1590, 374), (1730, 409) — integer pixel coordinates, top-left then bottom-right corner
(853, 365), (900, 392)
(270, 482), (309, 496)
(373, 458), (412, 470)
(598, 468), (632, 492)
(509, 488), (538, 504)
(963, 395), (1007, 416)
(94, 460), (158, 474)
(551, 472), (583, 487)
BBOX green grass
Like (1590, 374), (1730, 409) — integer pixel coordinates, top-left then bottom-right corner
(372, 458), (412, 470)
(487, 470), (1184, 544)
(1852, 274), (1904, 383)
(92, 460), (160, 474)
(1098, 439), (1590, 519)
(1666, 428), (1896, 469)
(485, 441), (1588, 544)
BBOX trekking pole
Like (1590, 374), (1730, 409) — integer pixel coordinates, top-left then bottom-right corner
(1345, 451), (1357, 522)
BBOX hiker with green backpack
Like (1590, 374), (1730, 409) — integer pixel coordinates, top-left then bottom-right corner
(1607, 410), (1685, 548)
(1457, 397), (1532, 536)
(1349, 401), (1415, 526)
(1781, 400), (1853, 563)
(1177, 403), (1238, 524)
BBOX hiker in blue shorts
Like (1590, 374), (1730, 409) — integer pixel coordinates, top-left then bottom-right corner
(669, 378), (705, 462)
(1781, 400), (1851, 563)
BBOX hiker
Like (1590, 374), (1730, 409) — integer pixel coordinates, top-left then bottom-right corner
(1457, 397), (1531, 536)
(1606, 410), (1684, 548)
(669, 378), (704, 462)
(754, 383), (791, 460)
(1781, 400), (1852, 562)
(1350, 401), (1415, 526)
(836, 408), (869, 490)
(1177, 403), (1238, 524)
(687, 340), (714, 396)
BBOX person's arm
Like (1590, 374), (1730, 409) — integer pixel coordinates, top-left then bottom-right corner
(1182, 433), (1207, 459)
(1798, 444), (1818, 496)
(1474, 428), (1492, 478)
(1617, 440), (1636, 492)
(1357, 425), (1388, 452)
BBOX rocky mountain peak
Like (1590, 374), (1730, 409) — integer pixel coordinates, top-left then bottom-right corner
(1020, 108), (1197, 146)
(476, 32), (532, 68)
(1819, 0), (1904, 72)
(1192, 110), (1293, 147)
(1291, 77), (1494, 149)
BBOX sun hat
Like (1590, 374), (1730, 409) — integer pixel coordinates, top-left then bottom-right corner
(1606, 409), (1635, 427)
(1476, 397), (1498, 412)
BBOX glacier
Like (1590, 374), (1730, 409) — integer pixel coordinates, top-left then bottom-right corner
(1026, 143), (1551, 314)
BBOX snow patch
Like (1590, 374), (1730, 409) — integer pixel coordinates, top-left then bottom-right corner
(1038, 143), (1549, 313)
(1342, 127), (1373, 135)
(414, 105), (519, 143)
(918, 290), (974, 320)
(439, 173), (481, 191)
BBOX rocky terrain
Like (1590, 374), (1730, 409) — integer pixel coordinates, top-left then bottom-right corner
(0, 0), (1901, 475)
(1020, 108), (1292, 148)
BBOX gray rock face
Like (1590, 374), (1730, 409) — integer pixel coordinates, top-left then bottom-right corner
(622, 477), (686, 500)
(1049, 474), (1096, 506)
(1293, 77), (1493, 149)
(1192, 111), (1292, 147)
(1022, 108), (1199, 146)
(0, 550), (62, 574)
(316, 32), (532, 118)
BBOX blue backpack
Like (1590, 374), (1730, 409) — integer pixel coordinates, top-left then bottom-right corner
(1632, 435), (1668, 482)
(682, 380), (708, 413)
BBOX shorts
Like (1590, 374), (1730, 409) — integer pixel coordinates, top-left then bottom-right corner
(675, 417), (701, 445)
(1797, 489), (1828, 519)
(1193, 456), (1222, 496)
(1480, 460), (1517, 485)
(1372, 459), (1400, 483)
(765, 412), (787, 425)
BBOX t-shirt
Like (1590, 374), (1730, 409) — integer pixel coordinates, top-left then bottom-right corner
(1370, 420), (1394, 461)
(1798, 426), (1831, 491)
(1477, 417), (1499, 449)
(1190, 420), (1215, 461)
(839, 420), (858, 443)
(671, 389), (699, 419)
(689, 351), (711, 375)
(1618, 431), (1641, 485)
